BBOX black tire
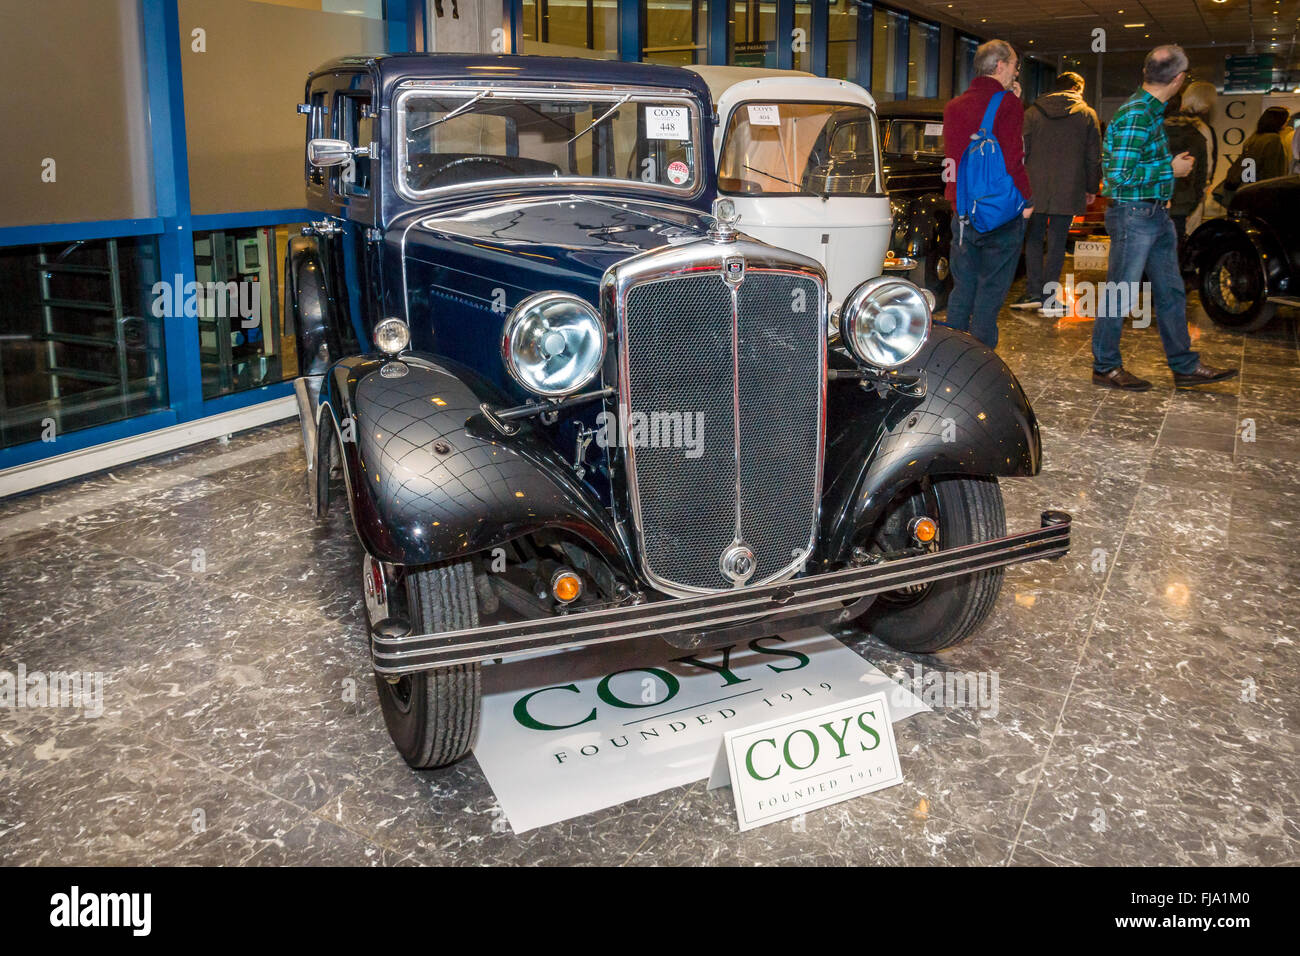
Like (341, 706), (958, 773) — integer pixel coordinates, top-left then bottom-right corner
(858, 476), (1006, 654)
(909, 250), (952, 312)
(1198, 246), (1276, 332)
(373, 560), (481, 769)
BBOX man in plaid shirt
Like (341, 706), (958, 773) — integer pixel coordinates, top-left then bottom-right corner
(1093, 45), (1237, 390)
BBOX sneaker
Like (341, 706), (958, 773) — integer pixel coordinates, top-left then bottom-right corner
(1172, 363), (1239, 387)
(1092, 366), (1153, 391)
(1039, 297), (1067, 318)
(1010, 295), (1043, 311)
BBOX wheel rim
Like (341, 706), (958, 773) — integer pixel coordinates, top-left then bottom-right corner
(1208, 250), (1262, 316)
(870, 481), (941, 608)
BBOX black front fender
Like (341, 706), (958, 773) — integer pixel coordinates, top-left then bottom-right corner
(819, 326), (1041, 560)
(318, 352), (632, 574)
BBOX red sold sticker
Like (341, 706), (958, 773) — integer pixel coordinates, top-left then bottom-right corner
(667, 160), (690, 185)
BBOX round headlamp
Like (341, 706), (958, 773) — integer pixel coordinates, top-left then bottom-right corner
(373, 317), (411, 356)
(840, 277), (931, 369)
(501, 292), (605, 398)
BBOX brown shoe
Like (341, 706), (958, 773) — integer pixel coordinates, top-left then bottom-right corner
(1092, 366), (1153, 391)
(1173, 362), (1239, 387)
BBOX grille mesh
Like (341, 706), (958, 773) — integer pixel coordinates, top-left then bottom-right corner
(622, 268), (822, 592)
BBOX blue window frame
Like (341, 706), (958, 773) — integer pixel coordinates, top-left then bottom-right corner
(0, 0), (416, 475)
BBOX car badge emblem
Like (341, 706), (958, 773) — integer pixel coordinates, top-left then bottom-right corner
(380, 361), (409, 378)
(720, 541), (757, 585)
(723, 255), (745, 285)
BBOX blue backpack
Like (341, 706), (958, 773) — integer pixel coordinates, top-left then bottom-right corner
(955, 90), (1026, 242)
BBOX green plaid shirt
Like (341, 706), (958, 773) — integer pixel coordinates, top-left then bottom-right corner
(1102, 89), (1174, 202)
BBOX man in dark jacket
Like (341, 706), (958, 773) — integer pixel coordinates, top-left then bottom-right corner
(1012, 72), (1101, 316)
(942, 39), (1034, 349)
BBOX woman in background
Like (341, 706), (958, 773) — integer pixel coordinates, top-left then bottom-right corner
(1217, 106), (1291, 208)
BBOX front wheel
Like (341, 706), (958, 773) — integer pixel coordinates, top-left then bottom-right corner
(857, 476), (1006, 653)
(1198, 246), (1276, 332)
(373, 559), (481, 769)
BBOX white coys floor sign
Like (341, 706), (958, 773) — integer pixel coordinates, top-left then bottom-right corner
(475, 627), (927, 833)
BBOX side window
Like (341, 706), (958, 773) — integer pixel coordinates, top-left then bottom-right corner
(307, 90), (328, 187)
(335, 93), (372, 197)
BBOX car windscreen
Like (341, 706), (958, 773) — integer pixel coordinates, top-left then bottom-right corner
(399, 86), (700, 196)
(717, 101), (880, 197)
(883, 119), (944, 156)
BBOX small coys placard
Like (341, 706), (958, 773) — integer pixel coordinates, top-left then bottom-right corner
(721, 692), (903, 832)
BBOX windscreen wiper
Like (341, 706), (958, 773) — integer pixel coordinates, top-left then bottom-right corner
(743, 164), (800, 188)
(567, 93), (631, 146)
(409, 89), (493, 134)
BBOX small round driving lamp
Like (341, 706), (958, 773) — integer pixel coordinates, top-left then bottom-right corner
(502, 292), (605, 398)
(373, 317), (411, 356)
(840, 277), (931, 369)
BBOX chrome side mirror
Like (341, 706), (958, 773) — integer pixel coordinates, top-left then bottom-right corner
(308, 138), (366, 168)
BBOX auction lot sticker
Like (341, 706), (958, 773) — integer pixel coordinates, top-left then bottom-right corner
(474, 627), (926, 833)
(722, 692), (902, 832)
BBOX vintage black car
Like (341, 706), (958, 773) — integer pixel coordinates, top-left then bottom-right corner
(1187, 175), (1300, 331)
(876, 102), (953, 309)
(286, 54), (1070, 769)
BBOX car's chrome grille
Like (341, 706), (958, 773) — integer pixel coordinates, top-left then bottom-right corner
(621, 267), (824, 593)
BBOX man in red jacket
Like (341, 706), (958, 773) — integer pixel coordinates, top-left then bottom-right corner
(942, 40), (1034, 348)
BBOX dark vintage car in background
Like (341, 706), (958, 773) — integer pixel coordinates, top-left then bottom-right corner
(285, 54), (1070, 769)
(1187, 175), (1300, 331)
(876, 102), (953, 310)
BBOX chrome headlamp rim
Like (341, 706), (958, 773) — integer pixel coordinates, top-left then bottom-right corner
(373, 317), (411, 357)
(501, 290), (607, 398)
(840, 276), (932, 369)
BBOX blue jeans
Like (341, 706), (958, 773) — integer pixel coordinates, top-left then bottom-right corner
(1092, 201), (1199, 375)
(944, 213), (1025, 349)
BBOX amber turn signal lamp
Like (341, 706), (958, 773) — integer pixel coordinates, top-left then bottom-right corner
(909, 516), (938, 544)
(551, 569), (582, 604)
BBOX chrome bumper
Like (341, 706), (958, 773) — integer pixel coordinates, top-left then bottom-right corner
(372, 511), (1071, 674)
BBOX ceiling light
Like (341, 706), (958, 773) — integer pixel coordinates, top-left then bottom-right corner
(1124, 23), (1146, 28)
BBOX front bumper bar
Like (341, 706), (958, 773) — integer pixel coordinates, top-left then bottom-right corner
(372, 510), (1072, 674)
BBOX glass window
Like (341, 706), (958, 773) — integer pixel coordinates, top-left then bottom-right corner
(882, 119), (944, 157)
(0, 236), (167, 449)
(907, 18), (940, 99)
(521, 0), (619, 58)
(718, 101), (880, 197)
(729, 1), (777, 67)
(335, 92), (373, 198)
(642, 1), (709, 65)
(954, 33), (979, 94)
(826, 0), (859, 82)
(400, 88), (701, 196)
(195, 225), (301, 401)
(872, 8), (904, 102)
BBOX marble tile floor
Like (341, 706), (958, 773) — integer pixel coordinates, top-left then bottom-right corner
(1, 285), (1297, 866)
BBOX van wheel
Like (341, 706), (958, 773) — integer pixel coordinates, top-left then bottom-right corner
(373, 559), (481, 769)
(856, 476), (1005, 653)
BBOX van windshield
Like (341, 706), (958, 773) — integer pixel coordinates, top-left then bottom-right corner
(399, 86), (700, 195)
(718, 101), (880, 197)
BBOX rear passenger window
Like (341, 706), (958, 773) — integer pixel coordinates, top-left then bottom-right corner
(336, 93), (373, 198)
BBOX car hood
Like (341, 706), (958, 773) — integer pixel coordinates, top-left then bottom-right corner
(398, 195), (714, 298)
